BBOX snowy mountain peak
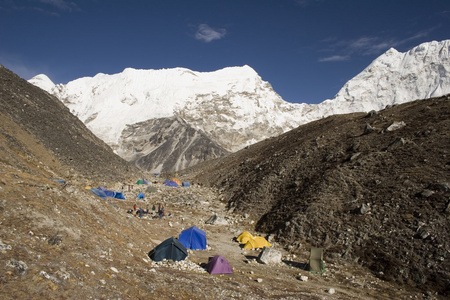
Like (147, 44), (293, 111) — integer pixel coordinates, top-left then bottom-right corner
(315, 39), (450, 115)
(29, 64), (297, 150)
(29, 39), (450, 172)
(28, 74), (55, 92)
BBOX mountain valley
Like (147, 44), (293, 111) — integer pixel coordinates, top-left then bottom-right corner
(1, 64), (449, 298)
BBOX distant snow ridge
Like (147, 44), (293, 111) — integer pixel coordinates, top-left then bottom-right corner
(29, 39), (450, 172)
(316, 39), (450, 117)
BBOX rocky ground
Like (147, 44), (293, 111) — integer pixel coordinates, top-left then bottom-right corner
(0, 174), (440, 299)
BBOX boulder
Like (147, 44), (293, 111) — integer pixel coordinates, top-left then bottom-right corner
(258, 247), (282, 264)
(205, 215), (228, 225)
(385, 121), (406, 132)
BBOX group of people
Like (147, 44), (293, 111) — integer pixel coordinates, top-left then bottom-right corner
(127, 204), (166, 219)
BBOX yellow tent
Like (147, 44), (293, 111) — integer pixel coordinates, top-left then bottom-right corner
(85, 186), (92, 190)
(243, 236), (272, 250)
(171, 178), (182, 185)
(236, 231), (254, 244)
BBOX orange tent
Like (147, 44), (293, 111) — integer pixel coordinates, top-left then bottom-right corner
(171, 178), (182, 185)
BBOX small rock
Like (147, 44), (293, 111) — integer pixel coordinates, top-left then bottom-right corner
(299, 275), (308, 282)
(256, 278), (263, 283)
(359, 203), (371, 215)
(327, 288), (336, 294)
(48, 235), (63, 246)
(364, 124), (375, 134)
(366, 110), (377, 118)
(385, 121), (406, 132)
(350, 152), (361, 161)
(420, 190), (434, 198)
(0, 240), (12, 252)
(6, 259), (28, 274)
(40, 270), (59, 283)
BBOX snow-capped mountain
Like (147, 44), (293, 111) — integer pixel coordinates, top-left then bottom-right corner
(29, 39), (450, 172)
(315, 39), (450, 117)
(30, 65), (310, 172)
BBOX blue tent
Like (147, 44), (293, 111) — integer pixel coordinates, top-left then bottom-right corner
(113, 192), (126, 200)
(97, 186), (107, 191)
(165, 180), (180, 187)
(89, 188), (107, 199)
(137, 192), (145, 199)
(182, 182), (190, 187)
(179, 226), (207, 250)
(50, 178), (66, 184)
(104, 190), (115, 198)
(143, 179), (148, 184)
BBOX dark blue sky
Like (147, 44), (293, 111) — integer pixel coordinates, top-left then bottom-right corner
(1, 0), (449, 104)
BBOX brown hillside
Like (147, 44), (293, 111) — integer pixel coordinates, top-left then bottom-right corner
(190, 95), (450, 295)
(0, 65), (143, 185)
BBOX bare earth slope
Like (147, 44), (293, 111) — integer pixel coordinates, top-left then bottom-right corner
(0, 65), (143, 184)
(190, 95), (450, 296)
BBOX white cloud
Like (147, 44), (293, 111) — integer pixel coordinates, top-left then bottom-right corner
(195, 24), (226, 43)
(318, 55), (349, 62)
(319, 29), (435, 63)
(0, 0), (79, 15)
(38, 0), (78, 12)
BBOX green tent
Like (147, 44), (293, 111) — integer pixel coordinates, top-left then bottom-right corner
(136, 180), (144, 185)
(308, 247), (325, 273)
(148, 237), (188, 262)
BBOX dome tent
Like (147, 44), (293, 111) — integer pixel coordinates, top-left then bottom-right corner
(206, 255), (233, 275)
(148, 237), (188, 262)
(179, 226), (207, 250)
(236, 231), (254, 244)
(243, 236), (271, 250)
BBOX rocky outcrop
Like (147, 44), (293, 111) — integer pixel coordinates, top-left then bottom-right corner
(116, 116), (230, 173)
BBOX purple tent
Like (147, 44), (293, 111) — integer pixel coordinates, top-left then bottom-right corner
(206, 255), (233, 275)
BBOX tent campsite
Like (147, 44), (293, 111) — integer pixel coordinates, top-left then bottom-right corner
(137, 192), (145, 199)
(179, 226), (207, 250)
(148, 237), (188, 262)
